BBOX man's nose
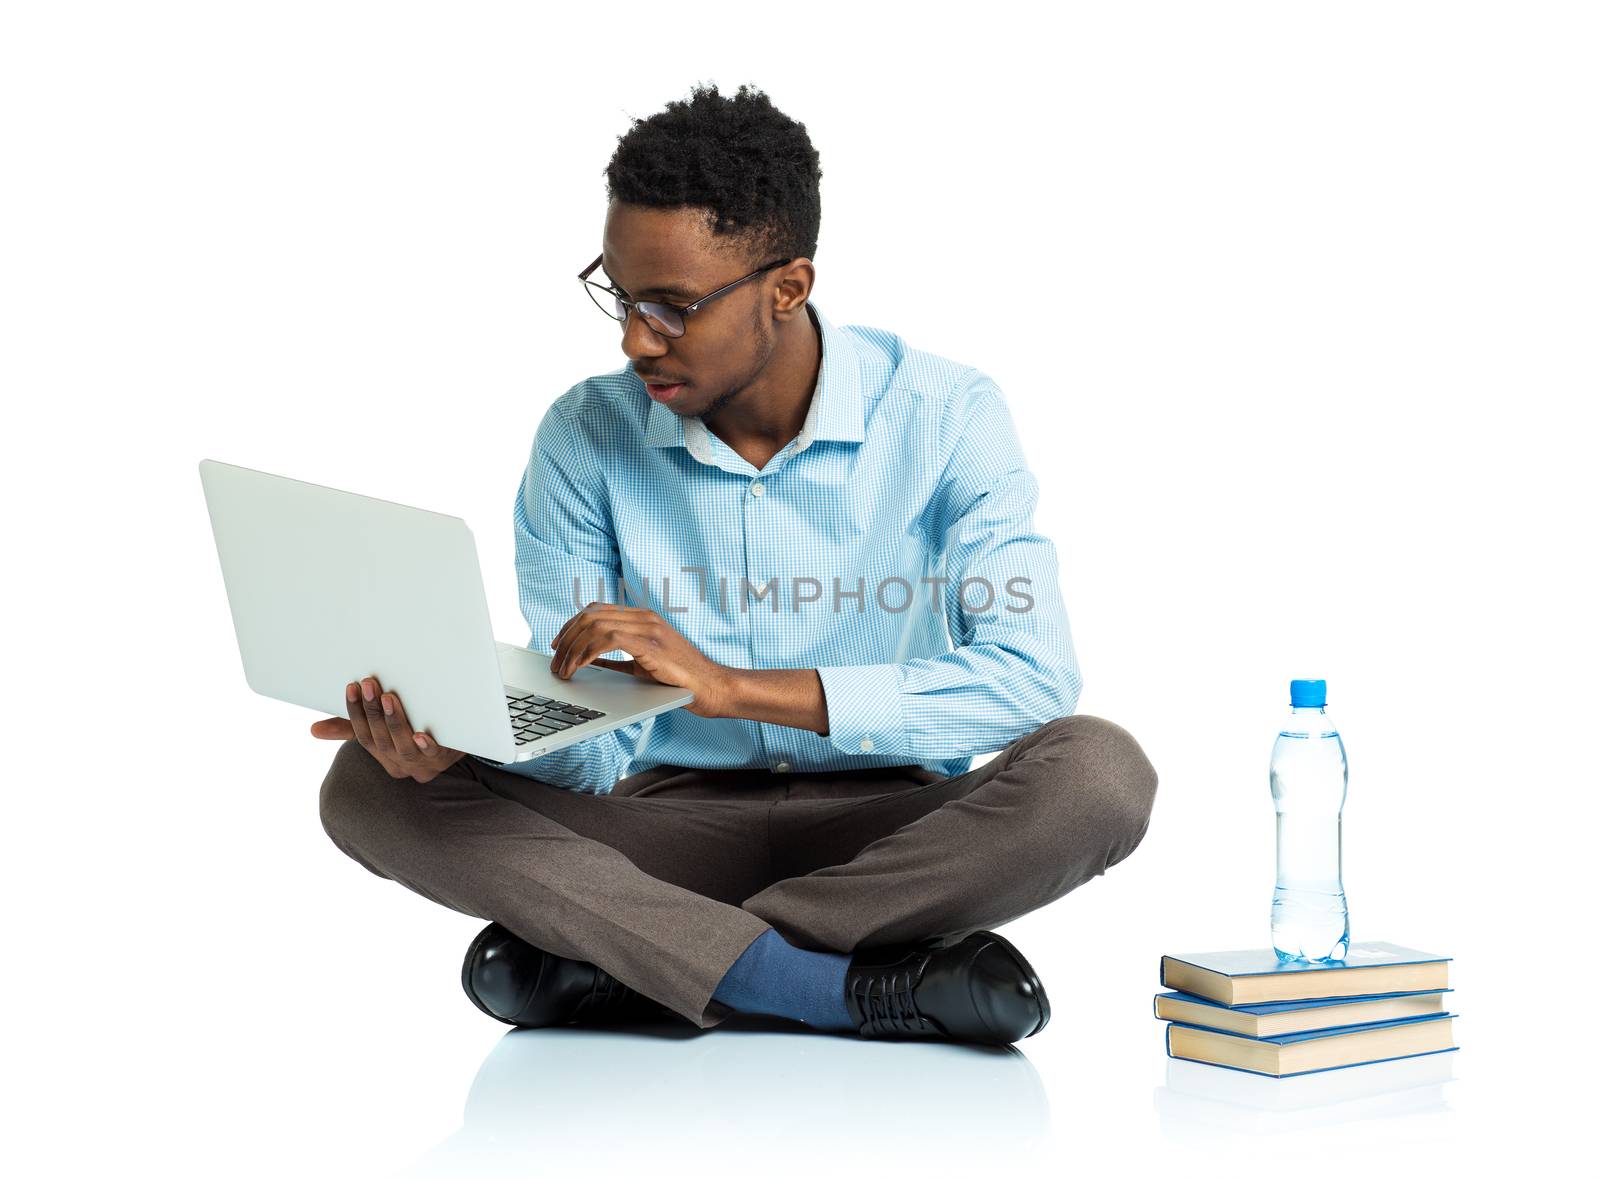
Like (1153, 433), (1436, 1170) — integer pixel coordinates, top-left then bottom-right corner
(620, 309), (669, 360)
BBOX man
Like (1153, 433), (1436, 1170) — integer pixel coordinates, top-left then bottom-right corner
(314, 82), (1158, 1046)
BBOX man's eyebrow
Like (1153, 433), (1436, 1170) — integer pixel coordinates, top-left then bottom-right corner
(601, 261), (695, 300)
(616, 279), (696, 300)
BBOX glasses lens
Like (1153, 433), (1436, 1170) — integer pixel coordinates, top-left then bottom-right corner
(584, 281), (625, 321)
(584, 281), (685, 337)
(637, 302), (685, 338)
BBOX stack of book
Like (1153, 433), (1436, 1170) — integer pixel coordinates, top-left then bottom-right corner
(1154, 942), (1458, 1078)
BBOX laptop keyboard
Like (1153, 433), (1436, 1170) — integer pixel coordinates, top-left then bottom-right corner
(505, 691), (607, 743)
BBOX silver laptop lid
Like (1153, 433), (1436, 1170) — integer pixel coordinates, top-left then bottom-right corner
(199, 458), (518, 760)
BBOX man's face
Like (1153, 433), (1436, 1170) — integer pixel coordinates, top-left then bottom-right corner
(598, 199), (788, 420)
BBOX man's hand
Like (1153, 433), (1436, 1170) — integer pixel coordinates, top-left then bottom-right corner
(550, 602), (734, 719)
(309, 676), (466, 783)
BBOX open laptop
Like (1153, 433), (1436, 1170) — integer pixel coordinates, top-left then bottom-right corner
(198, 458), (694, 764)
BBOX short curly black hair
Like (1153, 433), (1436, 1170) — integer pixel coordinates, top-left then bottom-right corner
(604, 82), (822, 267)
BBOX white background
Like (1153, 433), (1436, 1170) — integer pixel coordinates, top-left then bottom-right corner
(4, 2), (1596, 1178)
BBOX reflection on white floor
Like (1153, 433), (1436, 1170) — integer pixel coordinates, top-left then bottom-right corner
(1154, 1051), (1457, 1141)
(394, 1013), (1051, 1179)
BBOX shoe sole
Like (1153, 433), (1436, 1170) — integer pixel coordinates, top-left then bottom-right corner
(974, 929), (1051, 1039)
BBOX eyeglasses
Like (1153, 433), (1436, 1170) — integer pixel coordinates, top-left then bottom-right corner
(578, 252), (795, 339)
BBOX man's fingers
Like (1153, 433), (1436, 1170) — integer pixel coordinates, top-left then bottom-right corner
(380, 691), (427, 759)
(552, 604), (602, 648)
(561, 625), (652, 678)
(360, 676), (398, 755)
(553, 614), (639, 676)
(380, 691), (459, 767)
(551, 619), (595, 675)
(347, 679), (380, 750)
(552, 605), (604, 652)
(311, 717), (355, 740)
(551, 616), (590, 670)
(336, 677), (456, 776)
(553, 603), (638, 652)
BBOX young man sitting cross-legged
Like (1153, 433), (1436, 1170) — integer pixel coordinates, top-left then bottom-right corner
(312, 82), (1158, 1046)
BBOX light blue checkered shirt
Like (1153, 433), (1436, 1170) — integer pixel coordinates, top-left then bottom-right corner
(475, 301), (1080, 793)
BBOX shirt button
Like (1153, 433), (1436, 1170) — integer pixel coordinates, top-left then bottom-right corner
(750, 481), (765, 497)
(859, 737), (874, 753)
(774, 761), (791, 773)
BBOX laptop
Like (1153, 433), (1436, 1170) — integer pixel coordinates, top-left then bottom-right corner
(198, 458), (694, 764)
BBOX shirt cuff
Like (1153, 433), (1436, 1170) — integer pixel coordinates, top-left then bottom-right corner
(816, 664), (905, 757)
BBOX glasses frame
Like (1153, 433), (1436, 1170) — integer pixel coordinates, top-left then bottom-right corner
(578, 252), (796, 338)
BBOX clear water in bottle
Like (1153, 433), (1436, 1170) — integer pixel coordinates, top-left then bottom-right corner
(1270, 678), (1350, 962)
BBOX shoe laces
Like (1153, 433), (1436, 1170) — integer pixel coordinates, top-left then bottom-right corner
(572, 968), (649, 1020)
(850, 962), (936, 1036)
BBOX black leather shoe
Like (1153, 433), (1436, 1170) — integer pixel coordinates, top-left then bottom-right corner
(843, 930), (1050, 1045)
(461, 922), (666, 1028)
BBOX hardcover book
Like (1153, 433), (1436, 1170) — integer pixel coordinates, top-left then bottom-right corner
(1159, 942), (1450, 1006)
(1154, 988), (1449, 1037)
(1165, 1012), (1458, 1078)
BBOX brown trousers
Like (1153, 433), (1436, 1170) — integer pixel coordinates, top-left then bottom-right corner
(318, 713), (1158, 1029)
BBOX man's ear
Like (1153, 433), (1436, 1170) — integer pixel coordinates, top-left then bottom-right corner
(773, 258), (816, 318)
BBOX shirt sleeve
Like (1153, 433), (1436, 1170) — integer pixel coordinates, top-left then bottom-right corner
(471, 402), (646, 794)
(815, 371), (1081, 760)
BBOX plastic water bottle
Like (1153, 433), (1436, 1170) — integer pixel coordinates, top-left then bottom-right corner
(1270, 679), (1350, 962)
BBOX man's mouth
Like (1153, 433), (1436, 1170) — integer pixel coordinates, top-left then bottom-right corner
(644, 381), (686, 403)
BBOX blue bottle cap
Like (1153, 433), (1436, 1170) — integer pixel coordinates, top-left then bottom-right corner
(1290, 679), (1327, 708)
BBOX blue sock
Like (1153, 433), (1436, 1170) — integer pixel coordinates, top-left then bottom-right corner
(711, 928), (854, 1032)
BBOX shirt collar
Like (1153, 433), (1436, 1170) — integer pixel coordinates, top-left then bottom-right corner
(643, 301), (866, 453)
